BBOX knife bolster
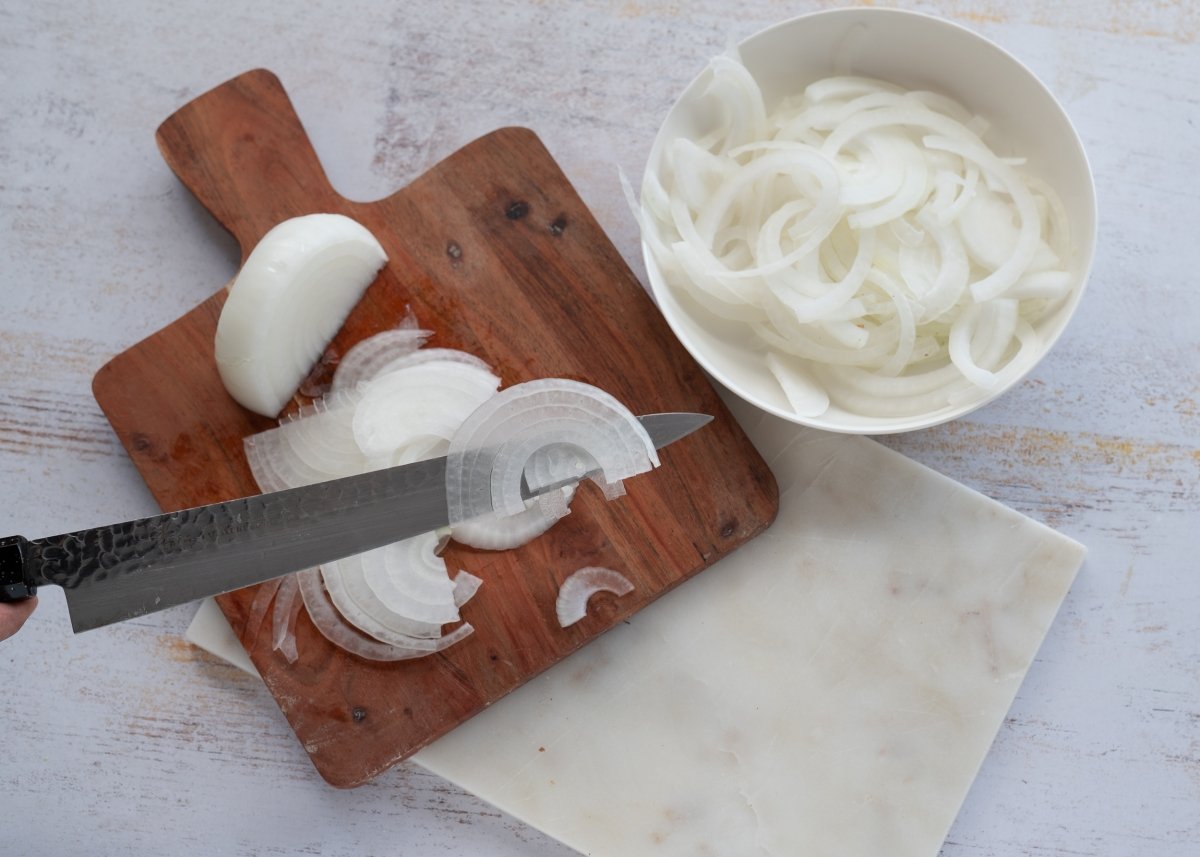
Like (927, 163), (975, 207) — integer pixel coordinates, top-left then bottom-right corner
(0, 535), (34, 601)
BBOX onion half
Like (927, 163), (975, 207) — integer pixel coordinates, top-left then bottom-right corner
(215, 214), (388, 417)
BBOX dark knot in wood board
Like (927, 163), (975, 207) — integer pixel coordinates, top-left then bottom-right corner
(549, 215), (567, 236)
(130, 432), (153, 454)
(505, 200), (530, 220)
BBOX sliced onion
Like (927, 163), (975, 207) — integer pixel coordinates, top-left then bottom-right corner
(901, 208), (969, 323)
(323, 544), (462, 643)
(703, 53), (768, 154)
(359, 531), (461, 623)
(242, 576), (283, 646)
(271, 574), (302, 664)
(445, 379), (658, 524)
(635, 58), (1080, 419)
(451, 570), (484, 608)
(215, 213), (387, 417)
(297, 568), (473, 661)
(451, 486), (576, 550)
(352, 359), (500, 461)
(242, 327), (496, 662)
(766, 351), (830, 417)
(922, 135), (1039, 301)
(330, 326), (432, 391)
(243, 390), (367, 490)
(242, 325), (659, 661)
(555, 567), (634, 628)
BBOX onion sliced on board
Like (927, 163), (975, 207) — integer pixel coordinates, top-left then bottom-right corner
(451, 570), (484, 609)
(451, 485), (576, 550)
(297, 568), (473, 661)
(215, 213), (388, 417)
(444, 379), (659, 525)
(242, 319), (659, 660)
(555, 567), (635, 628)
(241, 324), (497, 661)
(244, 391), (368, 491)
(330, 324), (432, 391)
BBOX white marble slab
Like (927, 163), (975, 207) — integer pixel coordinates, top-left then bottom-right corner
(190, 397), (1084, 856)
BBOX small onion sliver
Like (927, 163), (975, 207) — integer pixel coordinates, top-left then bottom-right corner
(330, 327), (433, 391)
(555, 566), (635, 628)
(243, 577), (284, 647)
(451, 570), (484, 609)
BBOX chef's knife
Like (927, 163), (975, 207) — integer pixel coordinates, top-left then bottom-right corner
(0, 412), (710, 633)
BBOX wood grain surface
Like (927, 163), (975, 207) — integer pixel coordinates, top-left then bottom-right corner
(92, 69), (778, 787)
(2, 0), (1197, 855)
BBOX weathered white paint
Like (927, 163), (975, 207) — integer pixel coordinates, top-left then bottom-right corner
(2, 2), (1197, 855)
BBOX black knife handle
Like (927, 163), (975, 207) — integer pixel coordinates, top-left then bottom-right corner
(0, 536), (35, 601)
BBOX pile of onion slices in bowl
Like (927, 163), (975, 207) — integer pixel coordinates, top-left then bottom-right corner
(633, 54), (1081, 425)
(240, 315), (657, 662)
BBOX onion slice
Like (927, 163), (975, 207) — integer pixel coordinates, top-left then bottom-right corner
(215, 213), (388, 417)
(331, 325), (432, 391)
(635, 57), (1080, 420)
(352, 359), (500, 462)
(451, 570), (484, 608)
(297, 568), (473, 661)
(242, 577), (284, 648)
(451, 486), (576, 550)
(555, 567), (634, 627)
(445, 379), (659, 524)
(271, 574), (302, 664)
(244, 391), (368, 491)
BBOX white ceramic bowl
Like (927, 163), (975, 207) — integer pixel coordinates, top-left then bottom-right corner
(641, 8), (1097, 434)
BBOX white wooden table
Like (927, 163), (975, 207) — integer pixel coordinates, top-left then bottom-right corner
(3, 1), (1197, 854)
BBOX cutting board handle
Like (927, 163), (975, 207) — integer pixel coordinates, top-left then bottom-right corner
(156, 69), (343, 258)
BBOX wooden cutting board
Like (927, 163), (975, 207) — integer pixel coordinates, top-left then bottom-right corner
(92, 69), (778, 788)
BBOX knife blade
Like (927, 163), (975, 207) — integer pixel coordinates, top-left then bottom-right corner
(0, 412), (710, 633)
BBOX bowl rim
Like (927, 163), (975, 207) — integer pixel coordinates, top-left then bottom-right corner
(640, 6), (1099, 435)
